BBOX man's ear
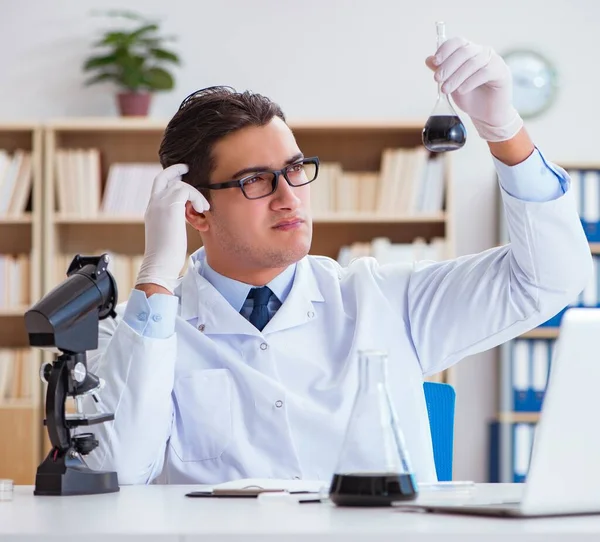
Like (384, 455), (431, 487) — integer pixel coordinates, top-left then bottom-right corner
(185, 201), (209, 232)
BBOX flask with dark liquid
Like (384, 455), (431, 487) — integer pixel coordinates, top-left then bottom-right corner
(329, 350), (417, 507)
(422, 21), (467, 152)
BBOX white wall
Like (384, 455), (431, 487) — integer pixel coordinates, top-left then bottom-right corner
(2, 0), (596, 480)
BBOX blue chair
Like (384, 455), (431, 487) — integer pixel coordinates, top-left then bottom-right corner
(423, 381), (456, 481)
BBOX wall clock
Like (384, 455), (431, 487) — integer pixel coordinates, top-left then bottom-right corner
(502, 49), (558, 119)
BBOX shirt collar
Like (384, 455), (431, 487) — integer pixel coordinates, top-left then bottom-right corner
(199, 252), (297, 313)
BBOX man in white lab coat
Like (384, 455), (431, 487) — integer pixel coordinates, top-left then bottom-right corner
(83, 37), (592, 485)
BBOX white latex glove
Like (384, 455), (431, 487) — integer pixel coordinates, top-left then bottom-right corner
(426, 37), (523, 142)
(135, 164), (210, 293)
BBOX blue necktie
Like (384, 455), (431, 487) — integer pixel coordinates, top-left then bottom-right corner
(248, 286), (273, 331)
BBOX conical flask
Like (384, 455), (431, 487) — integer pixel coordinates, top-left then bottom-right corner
(329, 350), (417, 507)
(422, 21), (467, 152)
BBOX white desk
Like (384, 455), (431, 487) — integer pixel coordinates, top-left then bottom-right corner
(1, 483), (600, 541)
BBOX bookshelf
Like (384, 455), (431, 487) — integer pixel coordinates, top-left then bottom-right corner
(0, 124), (43, 484)
(33, 118), (456, 472)
(492, 161), (599, 482)
(44, 117), (455, 369)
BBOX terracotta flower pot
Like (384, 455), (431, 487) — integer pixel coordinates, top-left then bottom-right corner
(116, 92), (152, 117)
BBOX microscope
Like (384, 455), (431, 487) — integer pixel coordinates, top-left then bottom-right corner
(24, 254), (120, 496)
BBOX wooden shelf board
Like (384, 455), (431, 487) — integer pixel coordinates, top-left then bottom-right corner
(313, 213), (446, 224)
(0, 399), (38, 409)
(590, 243), (600, 254)
(54, 213), (446, 225)
(0, 221), (32, 253)
(496, 412), (541, 423)
(46, 118), (169, 131)
(0, 214), (33, 224)
(288, 118), (428, 130)
(0, 312), (28, 347)
(0, 123), (38, 132)
(55, 215), (144, 224)
(520, 328), (559, 339)
(558, 162), (600, 171)
(45, 117), (429, 132)
(0, 307), (29, 317)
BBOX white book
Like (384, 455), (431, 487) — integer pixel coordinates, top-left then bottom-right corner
(512, 340), (530, 402)
(0, 151), (12, 212)
(0, 350), (14, 401)
(406, 147), (429, 215)
(376, 149), (394, 213)
(55, 151), (69, 214)
(88, 149), (102, 216)
(514, 423), (533, 478)
(582, 170), (600, 223)
(7, 152), (33, 216)
(101, 164), (120, 213)
(567, 169), (582, 217)
(531, 340), (549, 397)
(582, 255), (598, 306)
(0, 150), (24, 216)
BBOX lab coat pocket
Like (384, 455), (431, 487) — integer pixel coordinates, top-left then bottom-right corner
(170, 368), (233, 462)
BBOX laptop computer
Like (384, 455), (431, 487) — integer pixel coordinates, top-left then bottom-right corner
(399, 307), (600, 517)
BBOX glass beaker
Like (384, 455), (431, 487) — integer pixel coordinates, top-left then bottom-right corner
(422, 21), (467, 152)
(329, 350), (417, 506)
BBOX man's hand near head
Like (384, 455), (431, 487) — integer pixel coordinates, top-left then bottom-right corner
(135, 164), (210, 297)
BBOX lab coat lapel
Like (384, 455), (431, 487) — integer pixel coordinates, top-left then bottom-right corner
(178, 258), (260, 337)
(264, 257), (325, 334)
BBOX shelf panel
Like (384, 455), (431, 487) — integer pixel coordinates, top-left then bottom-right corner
(0, 408), (39, 484)
(520, 328), (559, 339)
(0, 130), (35, 152)
(313, 213), (446, 224)
(46, 117), (428, 132)
(288, 118), (428, 130)
(0, 306), (29, 317)
(55, 215), (144, 224)
(294, 129), (427, 171)
(0, 312), (29, 347)
(312, 220), (445, 259)
(496, 412), (540, 423)
(55, 222), (202, 256)
(54, 217), (446, 262)
(0, 399), (38, 409)
(47, 118), (168, 131)
(55, 213), (446, 225)
(0, 215), (33, 224)
(0, 220), (32, 253)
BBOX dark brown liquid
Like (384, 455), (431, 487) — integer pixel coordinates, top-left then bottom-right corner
(329, 472), (417, 507)
(422, 115), (467, 152)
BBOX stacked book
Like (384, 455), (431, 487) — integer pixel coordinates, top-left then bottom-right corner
(311, 147), (445, 215)
(0, 149), (33, 217)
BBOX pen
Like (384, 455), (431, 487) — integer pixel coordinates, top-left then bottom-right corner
(257, 490), (328, 504)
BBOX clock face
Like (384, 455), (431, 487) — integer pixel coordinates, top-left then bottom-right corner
(503, 50), (558, 119)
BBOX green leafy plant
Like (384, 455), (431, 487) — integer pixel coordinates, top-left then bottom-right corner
(83, 10), (180, 92)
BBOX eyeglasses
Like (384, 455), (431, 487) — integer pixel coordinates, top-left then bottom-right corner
(206, 157), (320, 200)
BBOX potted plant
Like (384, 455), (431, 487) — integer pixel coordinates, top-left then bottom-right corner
(83, 10), (180, 116)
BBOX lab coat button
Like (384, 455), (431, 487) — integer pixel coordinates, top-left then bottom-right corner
(260, 343), (268, 351)
(137, 312), (148, 321)
(275, 400), (283, 408)
(152, 314), (162, 322)
(198, 324), (205, 332)
(307, 311), (315, 318)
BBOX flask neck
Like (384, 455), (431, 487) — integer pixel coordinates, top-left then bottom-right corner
(358, 351), (389, 393)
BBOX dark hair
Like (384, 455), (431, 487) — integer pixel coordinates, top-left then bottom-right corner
(159, 86), (286, 196)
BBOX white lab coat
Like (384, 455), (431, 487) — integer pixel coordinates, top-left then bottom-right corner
(82, 183), (591, 485)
